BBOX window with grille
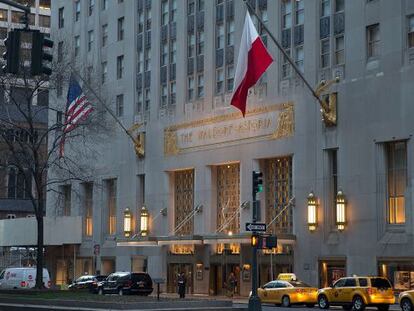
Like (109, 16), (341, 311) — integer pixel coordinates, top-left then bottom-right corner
(174, 170), (194, 236)
(265, 157), (293, 234)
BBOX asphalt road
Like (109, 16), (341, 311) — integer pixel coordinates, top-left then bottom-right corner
(233, 304), (402, 311)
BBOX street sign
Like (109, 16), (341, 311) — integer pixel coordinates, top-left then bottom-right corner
(245, 222), (266, 232)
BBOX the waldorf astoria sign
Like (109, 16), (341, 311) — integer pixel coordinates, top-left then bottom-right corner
(164, 102), (294, 156)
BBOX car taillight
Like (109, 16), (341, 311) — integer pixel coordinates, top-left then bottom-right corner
(367, 288), (377, 295)
(295, 289), (304, 293)
(20, 281), (26, 287)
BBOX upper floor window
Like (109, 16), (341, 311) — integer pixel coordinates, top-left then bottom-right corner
(102, 0), (108, 10)
(39, 0), (50, 10)
(117, 55), (124, 79)
(58, 7), (64, 28)
(386, 141), (407, 224)
(408, 15), (414, 49)
(161, 0), (168, 26)
(75, 35), (80, 56)
(89, 0), (95, 16)
(8, 168), (31, 200)
(335, 0), (344, 12)
(367, 23), (380, 58)
(88, 30), (94, 51)
(101, 61), (107, 84)
(116, 94), (124, 117)
(75, 0), (80, 22)
(102, 24), (108, 47)
(118, 17), (124, 41)
(321, 0), (330, 17)
(282, 0), (292, 29)
(295, 0), (304, 25)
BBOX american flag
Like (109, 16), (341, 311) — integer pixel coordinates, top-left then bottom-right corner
(59, 75), (93, 157)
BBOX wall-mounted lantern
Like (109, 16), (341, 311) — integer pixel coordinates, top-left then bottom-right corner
(140, 206), (149, 236)
(307, 192), (318, 232)
(336, 190), (346, 231)
(124, 208), (132, 237)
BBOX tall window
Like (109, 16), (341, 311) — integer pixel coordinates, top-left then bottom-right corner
(386, 141), (407, 224)
(106, 179), (117, 235)
(319, 0), (345, 68)
(88, 30), (94, 51)
(101, 61), (107, 84)
(58, 185), (71, 216)
(74, 36), (80, 56)
(8, 168), (31, 199)
(83, 183), (93, 237)
(102, 0), (108, 10)
(102, 24), (108, 47)
(57, 41), (63, 62)
(89, 0), (94, 16)
(117, 55), (124, 79)
(174, 170), (194, 235)
(329, 149), (338, 222)
(408, 15), (414, 49)
(197, 73), (204, 98)
(367, 23), (380, 58)
(58, 7), (64, 28)
(75, 1), (80, 21)
(116, 94), (124, 117)
(117, 17), (124, 41)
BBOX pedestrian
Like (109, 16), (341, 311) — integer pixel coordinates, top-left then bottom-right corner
(177, 272), (186, 299)
(227, 272), (237, 297)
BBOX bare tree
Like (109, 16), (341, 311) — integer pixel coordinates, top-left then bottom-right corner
(0, 36), (114, 288)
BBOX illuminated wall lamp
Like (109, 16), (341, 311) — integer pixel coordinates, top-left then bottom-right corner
(124, 208), (132, 238)
(307, 192), (318, 232)
(140, 206), (149, 236)
(336, 190), (346, 231)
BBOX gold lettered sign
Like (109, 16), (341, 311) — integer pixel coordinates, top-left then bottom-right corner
(164, 102), (294, 156)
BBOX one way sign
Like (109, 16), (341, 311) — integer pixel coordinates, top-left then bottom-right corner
(245, 222), (266, 232)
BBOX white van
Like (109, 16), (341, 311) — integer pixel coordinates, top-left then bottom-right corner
(0, 267), (51, 289)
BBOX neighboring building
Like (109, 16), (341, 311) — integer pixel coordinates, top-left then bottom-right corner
(0, 0), (50, 220)
(40, 0), (414, 295)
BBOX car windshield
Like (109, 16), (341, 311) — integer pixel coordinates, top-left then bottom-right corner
(371, 278), (391, 289)
(288, 280), (311, 287)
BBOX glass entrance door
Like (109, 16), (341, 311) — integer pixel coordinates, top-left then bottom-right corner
(167, 263), (193, 294)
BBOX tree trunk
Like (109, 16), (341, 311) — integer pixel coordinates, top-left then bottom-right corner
(35, 212), (44, 289)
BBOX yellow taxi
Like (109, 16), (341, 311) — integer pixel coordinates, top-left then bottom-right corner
(257, 279), (318, 307)
(399, 290), (414, 311)
(317, 276), (395, 311)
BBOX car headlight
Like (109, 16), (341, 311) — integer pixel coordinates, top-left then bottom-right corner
(249, 291), (252, 297)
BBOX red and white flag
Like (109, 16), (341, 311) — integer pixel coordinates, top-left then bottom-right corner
(231, 12), (273, 117)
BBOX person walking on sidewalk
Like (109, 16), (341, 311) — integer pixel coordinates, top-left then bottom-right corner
(227, 272), (237, 297)
(177, 272), (186, 299)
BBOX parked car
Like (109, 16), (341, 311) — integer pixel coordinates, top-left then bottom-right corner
(399, 290), (414, 311)
(96, 272), (153, 296)
(257, 279), (317, 307)
(0, 267), (51, 289)
(317, 276), (395, 311)
(68, 275), (107, 292)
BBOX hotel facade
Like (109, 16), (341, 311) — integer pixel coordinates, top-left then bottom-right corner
(31, 0), (414, 295)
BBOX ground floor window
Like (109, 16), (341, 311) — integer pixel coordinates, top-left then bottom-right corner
(378, 261), (414, 291)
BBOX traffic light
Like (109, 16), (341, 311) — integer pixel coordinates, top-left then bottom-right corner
(2, 30), (20, 74)
(252, 171), (263, 194)
(31, 31), (53, 76)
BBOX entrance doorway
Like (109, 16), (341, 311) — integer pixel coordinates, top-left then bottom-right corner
(209, 263), (240, 296)
(167, 263), (193, 294)
(319, 260), (346, 288)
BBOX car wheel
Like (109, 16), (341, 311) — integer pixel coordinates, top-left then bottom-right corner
(306, 304), (315, 308)
(377, 305), (389, 311)
(402, 299), (413, 311)
(282, 295), (291, 307)
(318, 295), (329, 309)
(343, 305), (352, 311)
(118, 288), (124, 296)
(352, 295), (365, 311)
(98, 288), (104, 295)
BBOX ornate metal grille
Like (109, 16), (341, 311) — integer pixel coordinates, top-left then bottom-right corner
(217, 163), (240, 234)
(174, 169), (194, 236)
(265, 157), (293, 234)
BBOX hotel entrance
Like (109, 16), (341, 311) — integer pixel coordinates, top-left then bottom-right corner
(167, 263), (194, 294)
(209, 263), (240, 296)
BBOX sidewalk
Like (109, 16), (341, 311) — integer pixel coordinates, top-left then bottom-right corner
(149, 292), (248, 304)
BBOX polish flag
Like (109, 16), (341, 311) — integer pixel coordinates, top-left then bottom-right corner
(231, 12), (273, 117)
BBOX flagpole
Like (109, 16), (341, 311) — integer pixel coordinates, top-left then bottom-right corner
(70, 69), (139, 146)
(243, 0), (325, 108)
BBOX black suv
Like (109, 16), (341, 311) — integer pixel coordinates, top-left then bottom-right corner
(97, 272), (153, 296)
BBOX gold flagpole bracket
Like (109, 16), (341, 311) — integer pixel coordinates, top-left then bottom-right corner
(128, 123), (145, 158)
(315, 77), (340, 127)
